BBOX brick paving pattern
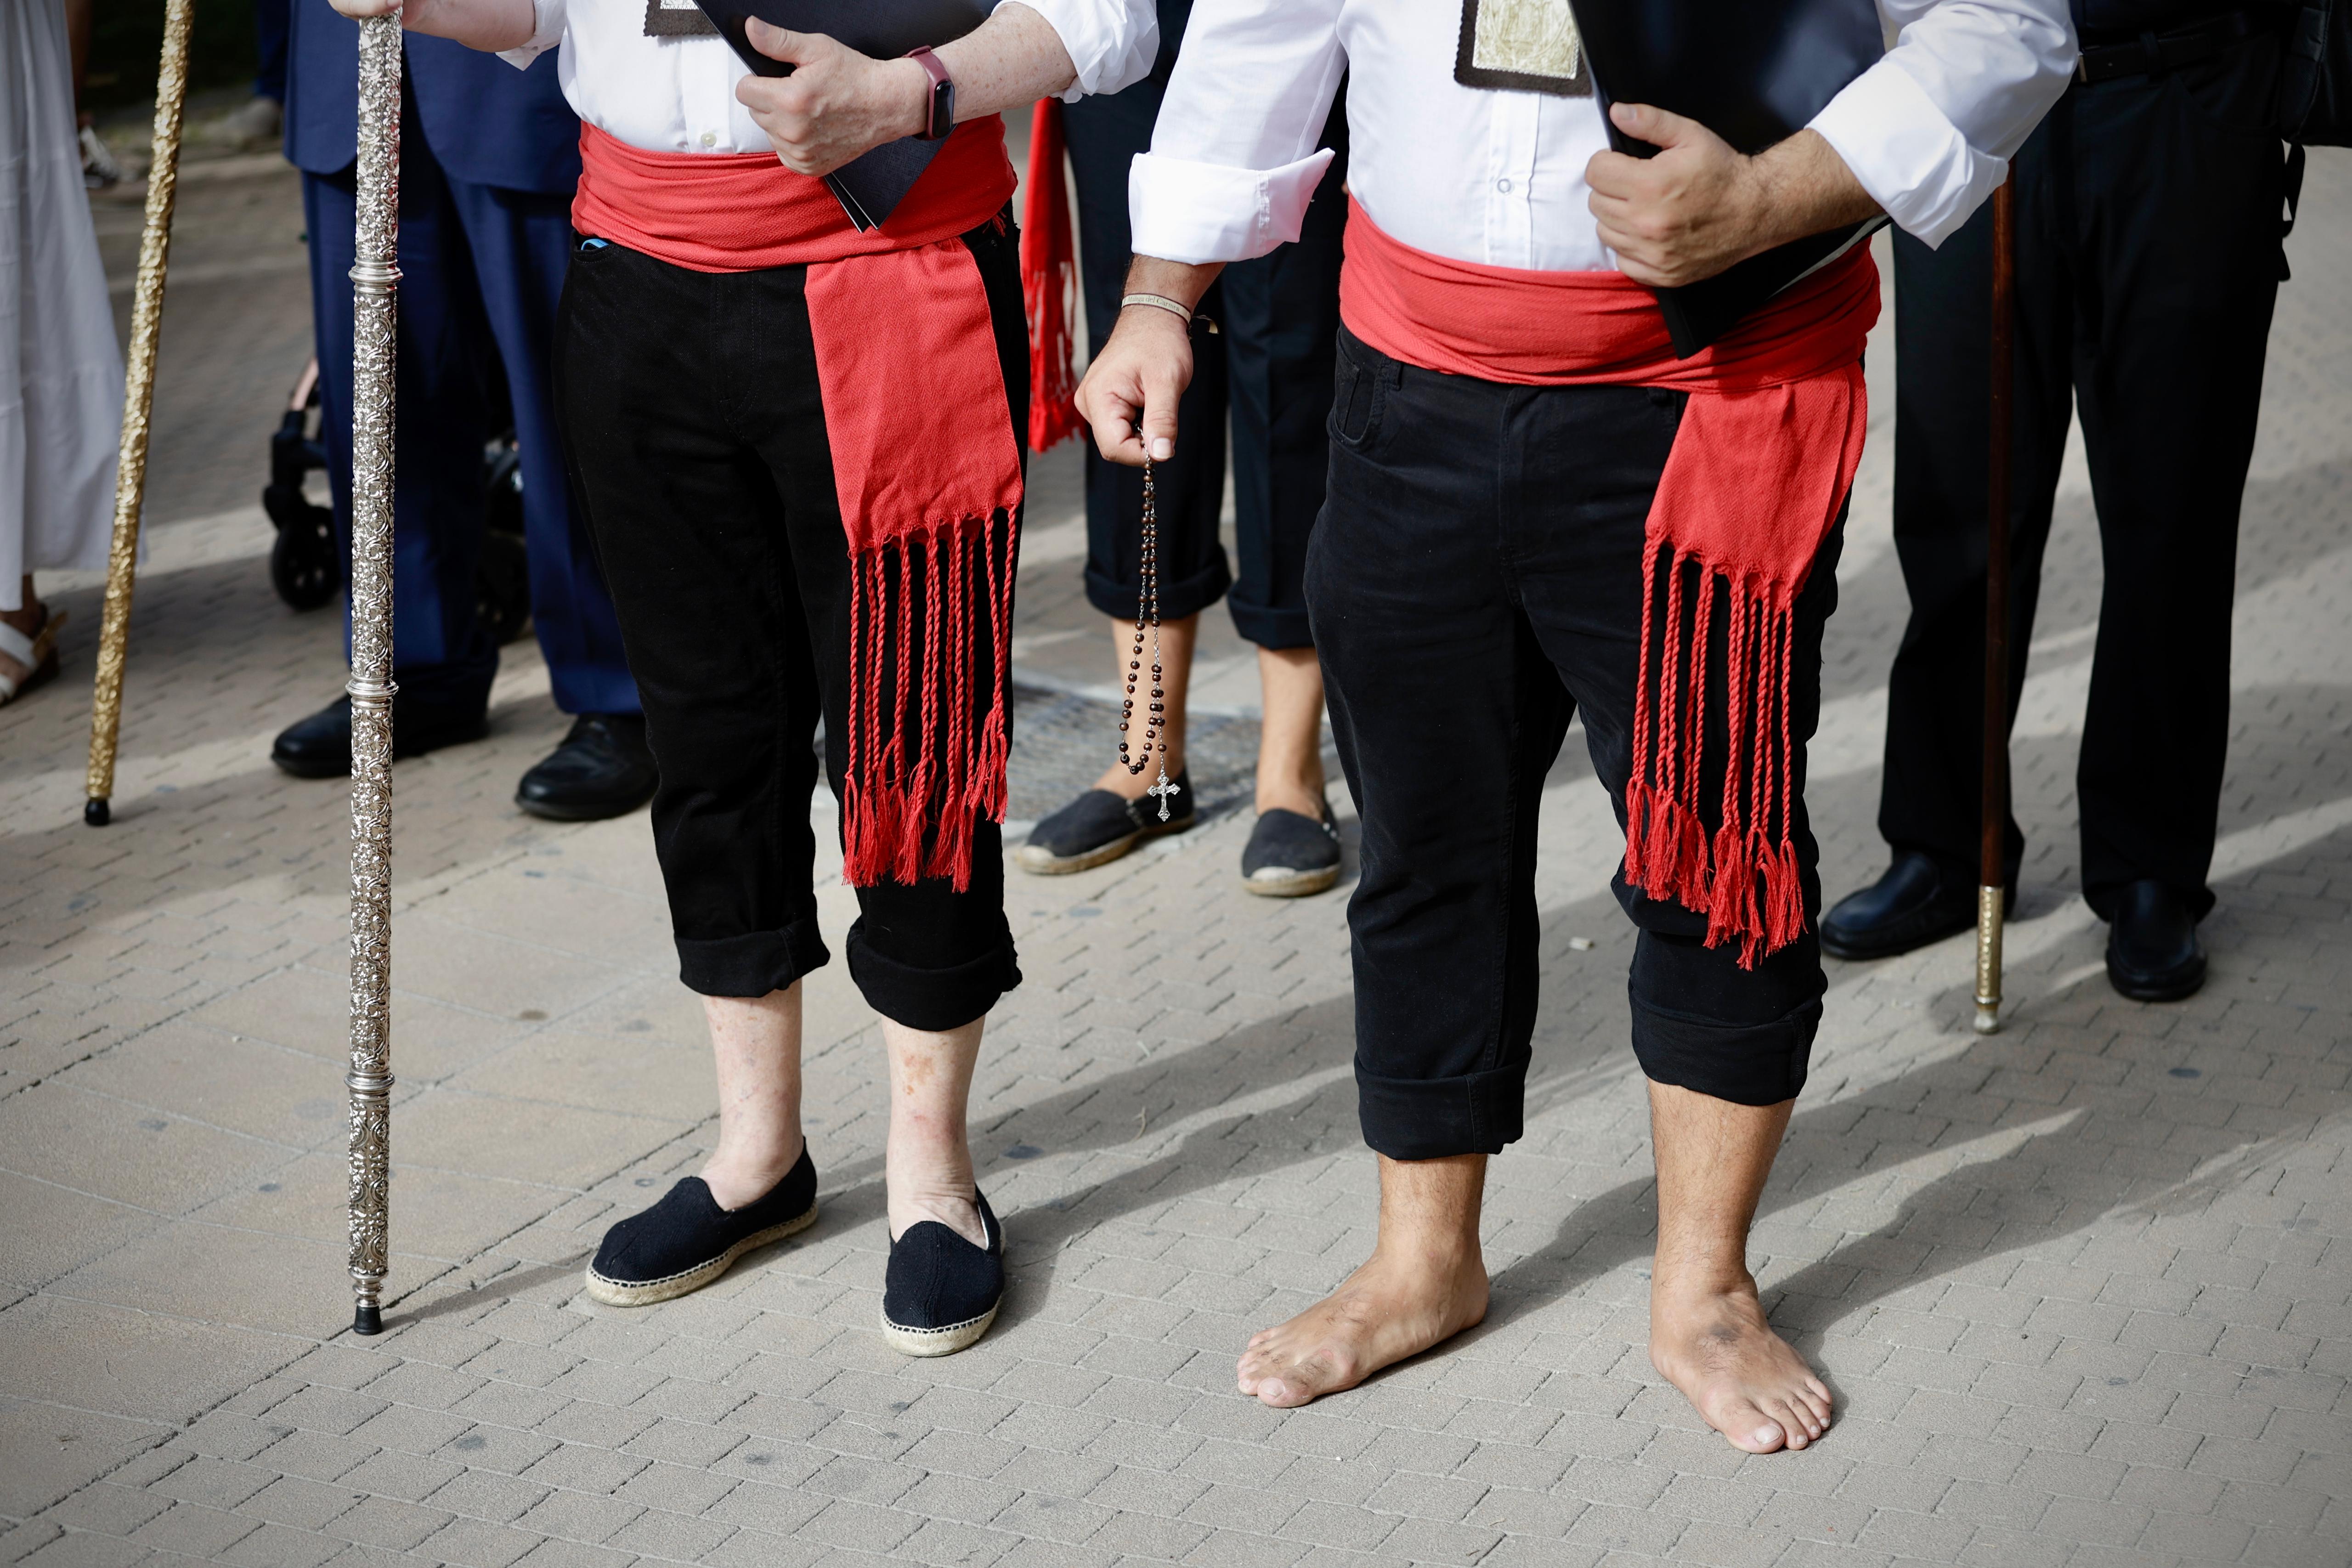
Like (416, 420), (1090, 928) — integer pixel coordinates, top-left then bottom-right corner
(2, 142), (2347, 1568)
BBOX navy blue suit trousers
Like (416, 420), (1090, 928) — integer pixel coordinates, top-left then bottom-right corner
(288, 0), (635, 715)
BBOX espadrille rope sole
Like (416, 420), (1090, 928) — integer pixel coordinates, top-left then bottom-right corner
(879, 1302), (1000, 1358)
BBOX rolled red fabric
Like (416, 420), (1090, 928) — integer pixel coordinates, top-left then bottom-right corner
(1020, 98), (1086, 452)
(572, 118), (1014, 271)
(1340, 200), (1879, 965)
(573, 121), (1027, 892)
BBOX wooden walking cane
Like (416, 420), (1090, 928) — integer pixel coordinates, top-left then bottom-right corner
(1973, 173), (2017, 1036)
(82, 0), (197, 828)
(343, 8), (404, 1335)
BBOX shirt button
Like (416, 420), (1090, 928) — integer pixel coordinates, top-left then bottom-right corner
(1496, 177), (1513, 192)
(699, 131), (717, 148)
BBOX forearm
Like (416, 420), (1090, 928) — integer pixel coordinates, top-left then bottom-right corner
(336, 0), (537, 52)
(1123, 256), (1225, 314)
(1745, 129), (1883, 254)
(933, 2), (1078, 122)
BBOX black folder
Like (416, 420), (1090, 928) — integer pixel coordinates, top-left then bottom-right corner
(691, 0), (997, 230)
(1566, 0), (1890, 355)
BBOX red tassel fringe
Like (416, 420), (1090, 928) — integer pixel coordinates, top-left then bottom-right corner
(1021, 99), (1085, 454)
(841, 511), (1019, 893)
(1623, 542), (1808, 968)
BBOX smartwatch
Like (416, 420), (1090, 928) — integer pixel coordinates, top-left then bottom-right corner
(907, 47), (955, 141)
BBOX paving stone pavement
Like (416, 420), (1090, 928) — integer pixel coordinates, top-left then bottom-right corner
(3, 142), (2349, 1568)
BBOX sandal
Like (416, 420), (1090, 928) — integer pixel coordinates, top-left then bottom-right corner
(0, 607), (64, 706)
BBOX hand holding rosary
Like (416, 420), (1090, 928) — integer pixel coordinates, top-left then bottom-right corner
(1112, 304), (1215, 825)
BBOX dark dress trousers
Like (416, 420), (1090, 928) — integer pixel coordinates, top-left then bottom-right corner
(285, 1), (637, 716)
(1062, 0), (1346, 650)
(1878, 9), (2288, 918)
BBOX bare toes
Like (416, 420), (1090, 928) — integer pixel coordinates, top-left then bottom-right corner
(1715, 1398), (1786, 1453)
(1254, 1376), (1311, 1409)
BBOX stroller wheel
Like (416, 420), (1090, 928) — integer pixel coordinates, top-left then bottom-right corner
(268, 497), (339, 611)
(475, 528), (532, 645)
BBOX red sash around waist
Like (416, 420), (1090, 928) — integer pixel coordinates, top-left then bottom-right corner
(1342, 201), (1881, 964)
(574, 120), (1024, 891)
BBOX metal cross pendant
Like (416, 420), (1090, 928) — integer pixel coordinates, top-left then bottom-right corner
(1148, 768), (1182, 823)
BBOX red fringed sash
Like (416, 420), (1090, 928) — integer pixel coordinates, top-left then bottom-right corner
(1340, 200), (1878, 965)
(1021, 99), (1085, 452)
(575, 121), (1029, 891)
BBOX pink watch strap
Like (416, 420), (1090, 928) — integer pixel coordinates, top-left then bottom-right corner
(906, 46), (953, 141)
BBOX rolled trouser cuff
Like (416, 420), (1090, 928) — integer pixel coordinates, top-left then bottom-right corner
(1628, 990), (1821, 1106)
(677, 920), (831, 999)
(1227, 593), (1314, 651)
(1355, 1056), (1527, 1160)
(1085, 552), (1233, 627)
(848, 923), (1023, 1032)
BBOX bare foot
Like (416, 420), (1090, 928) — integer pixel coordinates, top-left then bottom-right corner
(1650, 1279), (1832, 1453)
(1236, 1244), (1489, 1409)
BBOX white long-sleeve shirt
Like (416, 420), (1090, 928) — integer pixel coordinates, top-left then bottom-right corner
(500, 0), (1157, 157)
(1130, 0), (2076, 271)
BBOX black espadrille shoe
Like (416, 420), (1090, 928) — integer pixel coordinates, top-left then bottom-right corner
(1016, 770), (1195, 875)
(584, 1146), (818, 1307)
(1239, 801), (1341, 897)
(880, 1190), (1004, 1357)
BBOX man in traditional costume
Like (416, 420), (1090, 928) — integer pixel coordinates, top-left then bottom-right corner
(1078, 0), (2074, 1445)
(328, 0), (1154, 1354)
(1016, 12), (1350, 895)
(1821, 0), (2295, 1003)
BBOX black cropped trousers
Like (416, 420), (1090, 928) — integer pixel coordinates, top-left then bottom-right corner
(1062, 6), (1346, 650)
(1310, 330), (1836, 1161)
(553, 221), (1025, 1029)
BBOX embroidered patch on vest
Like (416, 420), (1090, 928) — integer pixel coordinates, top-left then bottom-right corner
(1455, 0), (1591, 96)
(644, 0), (719, 38)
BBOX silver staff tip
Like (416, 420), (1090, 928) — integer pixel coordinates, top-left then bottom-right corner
(1973, 1000), (2001, 1035)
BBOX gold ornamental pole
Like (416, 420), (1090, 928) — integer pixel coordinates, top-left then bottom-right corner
(1974, 173), (2017, 1036)
(344, 6), (404, 1335)
(82, 0), (196, 828)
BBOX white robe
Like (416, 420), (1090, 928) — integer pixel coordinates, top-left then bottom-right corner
(1, 0), (124, 611)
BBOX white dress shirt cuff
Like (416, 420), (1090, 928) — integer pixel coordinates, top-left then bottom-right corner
(497, 0), (565, 69)
(1809, 59), (2007, 249)
(1009, 0), (1157, 101)
(1129, 148), (1335, 265)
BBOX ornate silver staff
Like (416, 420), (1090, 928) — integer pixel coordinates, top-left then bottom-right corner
(344, 7), (405, 1335)
(82, 0), (197, 828)
(1974, 173), (2016, 1036)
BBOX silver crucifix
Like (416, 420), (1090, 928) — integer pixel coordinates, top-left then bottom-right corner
(1148, 768), (1182, 822)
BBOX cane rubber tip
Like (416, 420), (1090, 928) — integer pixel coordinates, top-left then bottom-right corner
(84, 798), (111, 827)
(1973, 1003), (2001, 1036)
(352, 1303), (383, 1336)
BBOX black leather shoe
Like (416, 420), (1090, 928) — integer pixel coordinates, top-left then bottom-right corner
(2106, 880), (2206, 1002)
(516, 713), (658, 821)
(1015, 769), (1196, 874)
(1821, 851), (1995, 961)
(269, 692), (489, 778)
(881, 1190), (1003, 1357)
(584, 1146), (819, 1307)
